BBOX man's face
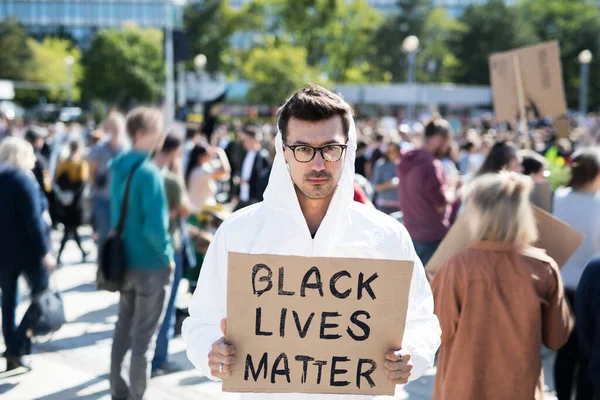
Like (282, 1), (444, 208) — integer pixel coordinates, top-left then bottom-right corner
(168, 145), (183, 166)
(283, 116), (347, 201)
(386, 144), (400, 161)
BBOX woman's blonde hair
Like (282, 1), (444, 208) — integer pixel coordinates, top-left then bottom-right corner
(0, 136), (36, 171)
(464, 171), (538, 246)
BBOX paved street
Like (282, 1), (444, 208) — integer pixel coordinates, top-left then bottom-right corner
(0, 227), (559, 400)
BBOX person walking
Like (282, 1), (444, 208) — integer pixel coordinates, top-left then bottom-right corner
(432, 171), (573, 400)
(553, 147), (600, 400)
(54, 140), (89, 265)
(88, 112), (127, 254)
(152, 134), (192, 373)
(397, 117), (455, 265)
(0, 137), (56, 371)
(109, 107), (174, 400)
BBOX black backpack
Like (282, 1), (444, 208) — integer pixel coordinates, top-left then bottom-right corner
(98, 162), (143, 292)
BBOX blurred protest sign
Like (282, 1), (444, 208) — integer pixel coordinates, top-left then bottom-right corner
(490, 41), (567, 124)
(426, 206), (583, 274)
(530, 182), (552, 212)
(224, 252), (413, 395)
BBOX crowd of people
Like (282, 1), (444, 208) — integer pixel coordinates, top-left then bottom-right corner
(1, 84), (600, 400)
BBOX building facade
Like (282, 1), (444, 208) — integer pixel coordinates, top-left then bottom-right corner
(0, 0), (184, 48)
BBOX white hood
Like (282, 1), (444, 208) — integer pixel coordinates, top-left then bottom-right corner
(182, 115), (441, 400)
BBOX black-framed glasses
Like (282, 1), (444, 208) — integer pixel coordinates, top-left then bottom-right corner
(283, 142), (347, 163)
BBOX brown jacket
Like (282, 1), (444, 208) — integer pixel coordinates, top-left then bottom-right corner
(431, 241), (573, 400)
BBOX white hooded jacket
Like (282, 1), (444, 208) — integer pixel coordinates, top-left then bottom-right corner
(182, 117), (441, 399)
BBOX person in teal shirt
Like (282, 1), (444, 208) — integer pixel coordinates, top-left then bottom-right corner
(108, 107), (174, 400)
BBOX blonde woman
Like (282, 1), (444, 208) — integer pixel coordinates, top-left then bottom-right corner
(0, 137), (56, 372)
(431, 172), (573, 400)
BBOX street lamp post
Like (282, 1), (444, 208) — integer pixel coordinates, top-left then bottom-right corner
(64, 55), (75, 105)
(402, 35), (419, 122)
(194, 54), (207, 113)
(578, 50), (593, 124)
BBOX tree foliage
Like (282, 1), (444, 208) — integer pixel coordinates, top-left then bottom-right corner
(81, 24), (164, 107)
(369, 0), (431, 82)
(239, 43), (318, 105)
(18, 37), (83, 103)
(519, 0), (600, 111)
(449, 0), (537, 85)
(419, 7), (466, 83)
(184, 0), (238, 74)
(0, 17), (33, 81)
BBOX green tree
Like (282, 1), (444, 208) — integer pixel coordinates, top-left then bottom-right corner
(18, 37), (83, 103)
(81, 24), (164, 106)
(184, 0), (237, 74)
(370, 0), (431, 82)
(0, 17), (33, 81)
(519, 0), (600, 111)
(420, 7), (466, 83)
(240, 44), (317, 105)
(449, 0), (536, 85)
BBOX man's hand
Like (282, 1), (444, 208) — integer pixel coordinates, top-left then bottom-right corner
(384, 349), (413, 385)
(208, 318), (236, 379)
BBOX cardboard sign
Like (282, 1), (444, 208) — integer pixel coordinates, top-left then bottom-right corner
(426, 206), (584, 274)
(490, 41), (567, 122)
(530, 182), (552, 212)
(224, 252), (414, 395)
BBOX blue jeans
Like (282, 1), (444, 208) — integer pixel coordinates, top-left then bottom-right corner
(92, 197), (111, 250)
(152, 253), (183, 371)
(1, 265), (49, 357)
(413, 239), (442, 267)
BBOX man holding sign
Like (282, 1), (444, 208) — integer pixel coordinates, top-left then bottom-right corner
(182, 85), (440, 398)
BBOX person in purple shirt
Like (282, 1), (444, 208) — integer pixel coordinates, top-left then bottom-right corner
(397, 117), (454, 265)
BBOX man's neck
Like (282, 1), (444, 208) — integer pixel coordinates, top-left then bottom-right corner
(296, 187), (334, 237)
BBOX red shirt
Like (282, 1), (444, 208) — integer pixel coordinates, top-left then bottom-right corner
(397, 149), (450, 242)
(353, 182), (369, 204)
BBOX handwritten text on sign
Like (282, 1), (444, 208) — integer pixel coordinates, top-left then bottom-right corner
(224, 253), (414, 395)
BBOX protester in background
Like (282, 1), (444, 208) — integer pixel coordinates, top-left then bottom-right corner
(441, 141), (460, 179)
(354, 140), (368, 178)
(371, 140), (401, 214)
(553, 147), (600, 400)
(521, 150), (550, 183)
(575, 256), (600, 398)
(432, 172), (573, 400)
(398, 117), (454, 265)
(88, 112), (127, 256)
(234, 126), (270, 211)
(476, 141), (523, 176)
(109, 107), (174, 400)
(25, 126), (51, 195)
(0, 137), (55, 372)
(185, 144), (230, 208)
(151, 134), (192, 374)
(54, 140), (89, 265)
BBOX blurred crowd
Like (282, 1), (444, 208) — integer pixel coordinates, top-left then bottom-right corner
(2, 104), (600, 399)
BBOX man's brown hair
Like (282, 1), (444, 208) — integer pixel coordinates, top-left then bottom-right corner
(125, 107), (163, 140)
(277, 85), (354, 142)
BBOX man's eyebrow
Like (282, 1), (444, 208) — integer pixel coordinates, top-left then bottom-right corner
(291, 139), (344, 146)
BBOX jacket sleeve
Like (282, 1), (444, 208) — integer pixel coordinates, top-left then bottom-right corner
(140, 169), (174, 266)
(398, 227), (441, 382)
(182, 223), (228, 381)
(542, 261), (574, 350)
(15, 172), (50, 259)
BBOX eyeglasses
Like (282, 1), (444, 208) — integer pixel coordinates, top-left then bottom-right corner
(283, 142), (347, 163)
